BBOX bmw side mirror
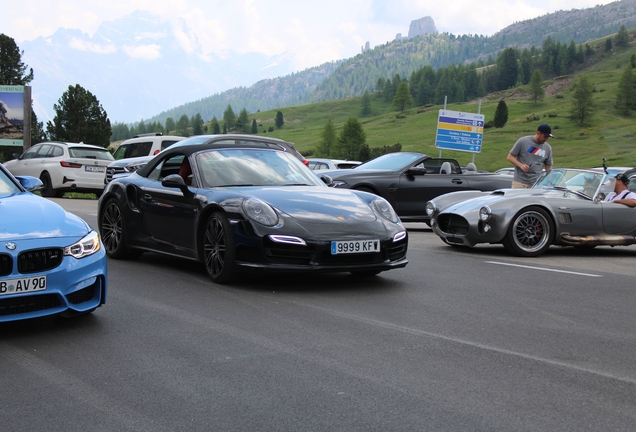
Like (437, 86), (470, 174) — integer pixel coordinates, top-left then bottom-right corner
(16, 176), (44, 191)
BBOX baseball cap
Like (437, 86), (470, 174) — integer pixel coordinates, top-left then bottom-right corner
(537, 124), (554, 137)
(615, 173), (630, 185)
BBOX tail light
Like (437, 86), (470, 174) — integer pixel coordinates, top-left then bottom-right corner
(153, 150), (160, 155)
(60, 161), (82, 168)
(303, 159), (309, 166)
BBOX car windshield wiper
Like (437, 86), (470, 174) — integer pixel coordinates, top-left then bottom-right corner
(551, 186), (592, 200)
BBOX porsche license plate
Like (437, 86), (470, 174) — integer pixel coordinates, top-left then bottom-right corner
(331, 240), (380, 255)
(0, 275), (47, 296)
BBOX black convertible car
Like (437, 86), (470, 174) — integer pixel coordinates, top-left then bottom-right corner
(98, 137), (408, 284)
(326, 152), (513, 222)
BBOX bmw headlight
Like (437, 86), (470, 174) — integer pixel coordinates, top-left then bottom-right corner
(425, 201), (436, 217)
(371, 197), (399, 223)
(243, 198), (279, 227)
(64, 231), (101, 259)
(479, 205), (492, 222)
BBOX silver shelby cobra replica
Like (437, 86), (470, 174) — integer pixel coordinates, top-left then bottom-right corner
(426, 167), (636, 257)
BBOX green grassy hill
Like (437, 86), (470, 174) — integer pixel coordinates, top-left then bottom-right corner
(239, 36), (636, 173)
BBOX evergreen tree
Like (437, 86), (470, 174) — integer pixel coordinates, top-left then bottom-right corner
(237, 108), (250, 132)
(210, 116), (221, 134)
(529, 69), (545, 105)
(46, 84), (112, 147)
(191, 113), (204, 135)
(0, 34), (33, 85)
(631, 54), (636, 69)
(570, 75), (594, 126)
(393, 81), (414, 113)
(222, 122), (227, 134)
(223, 104), (236, 130)
(375, 77), (386, 93)
(497, 47), (518, 90)
(493, 100), (509, 128)
(251, 119), (258, 134)
(615, 25), (630, 48)
(155, 123), (165, 134)
(361, 90), (371, 116)
(605, 37), (613, 52)
(316, 118), (337, 157)
(30, 111), (46, 144)
(275, 111), (284, 128)
(165, 117), (175, 134)
(176, 114), (190, 136)
(616, 65), (636, 115)
(333, 116), (366, 160)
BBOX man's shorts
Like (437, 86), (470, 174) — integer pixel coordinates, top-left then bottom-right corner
(511, 180), (533, 189)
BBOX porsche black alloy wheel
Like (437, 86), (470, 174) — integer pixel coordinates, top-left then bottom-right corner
(100, 199), (141, 259)
(502, 206), (554, 257)
(203, 212), (237, 284)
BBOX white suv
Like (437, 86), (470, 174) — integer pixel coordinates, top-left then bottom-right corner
(112, 133), (186, 160)
(3, 141), (114, 197)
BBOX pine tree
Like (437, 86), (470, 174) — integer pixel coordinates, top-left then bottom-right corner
(493, 100), (509, 128)
(165, 117), (175, 134)
(191, 113), (204, 135)
(570, 75), (594, 126)
(615, 25), (630, 48)
(393, 81), (414, 113)
(616, 65), (636, 115)
(333, 116), (366, 160)
(223, 105), (236, 130)
(0, 34), (33, 85)
(529, 69), (545, 105)
(237, 108), (250, 133)
(361, 90), (371, 116)
(275, 111), (284, 128)
(210, 116), (220, 134)
(46, 84), (112, 147)
(251, 119), (257, 134)
(316, 118), (337, 157)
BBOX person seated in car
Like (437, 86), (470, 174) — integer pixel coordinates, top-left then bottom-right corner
(604, 173), (636, 207)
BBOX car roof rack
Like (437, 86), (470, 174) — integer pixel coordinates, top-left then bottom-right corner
(133, 132), (163, 138)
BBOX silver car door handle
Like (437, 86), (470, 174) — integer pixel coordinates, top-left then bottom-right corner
(143, 194), (152, 201)
(451, 179), (463, 184)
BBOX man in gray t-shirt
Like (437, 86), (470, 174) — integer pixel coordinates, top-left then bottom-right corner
(506, 123), (554, 188)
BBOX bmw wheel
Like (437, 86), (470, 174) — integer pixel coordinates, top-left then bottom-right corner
(100, 199), (142, 259)
(202, 212), (237, 284)
(502, 206), (554, 257)
(40, 172), (58, 197)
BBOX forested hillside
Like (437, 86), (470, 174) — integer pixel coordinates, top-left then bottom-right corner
(135, 0), (636, 130)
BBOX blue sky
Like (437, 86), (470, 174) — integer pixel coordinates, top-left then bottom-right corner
(4, 0), (615, 71)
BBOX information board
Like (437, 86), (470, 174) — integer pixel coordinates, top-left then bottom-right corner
(435, 110), (484, 153)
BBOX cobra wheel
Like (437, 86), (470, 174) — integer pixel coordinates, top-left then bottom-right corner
(100, 199), (142, 259)
(202, 212), (237, 284)
(502, 206), (554, 257)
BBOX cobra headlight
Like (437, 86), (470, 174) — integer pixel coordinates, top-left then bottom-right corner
(371, 197), (399, 223)
(425, 201), (437, 217)
(479, 205), (492, 222)
(64, 230), (101, 259)
(243, 198), (279, 227)
(331, 180), (348, 188)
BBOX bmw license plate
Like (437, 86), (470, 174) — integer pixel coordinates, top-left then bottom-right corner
(0, 275), (47, 296)
(85, 166), (105, 172)
(331, 240), (380, 255)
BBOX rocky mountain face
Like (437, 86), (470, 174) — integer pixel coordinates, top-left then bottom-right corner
(408, 17), (438, 38)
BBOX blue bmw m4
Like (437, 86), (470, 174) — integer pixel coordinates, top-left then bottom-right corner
(0, 163), (107, 322)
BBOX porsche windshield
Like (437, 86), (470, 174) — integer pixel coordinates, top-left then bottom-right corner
(356, 152), (423, 170)
(0, 168), (22, 196)
(195, 148), (324, 188)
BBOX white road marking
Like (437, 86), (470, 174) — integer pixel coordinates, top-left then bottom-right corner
(486, 261), (603, 277)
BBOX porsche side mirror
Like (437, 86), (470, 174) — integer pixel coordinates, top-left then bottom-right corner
(406, 166), (426, 176)
(12, 153), (21, 160)
(162, 174), (193, 196)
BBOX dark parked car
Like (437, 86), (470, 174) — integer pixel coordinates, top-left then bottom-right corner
(98, 137), (408, 284)
(104, 134), (308, 184)
(325, 152), (513, 223)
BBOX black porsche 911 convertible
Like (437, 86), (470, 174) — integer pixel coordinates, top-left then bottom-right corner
(97, 136), (408, 284)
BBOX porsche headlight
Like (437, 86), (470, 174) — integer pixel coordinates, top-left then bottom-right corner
(243, 198), (279, 227)
(425, 201), (436, 217)
(64, 230), (101, 259)
(371, 197), (399, 223)
(479, 206), (492, 222)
